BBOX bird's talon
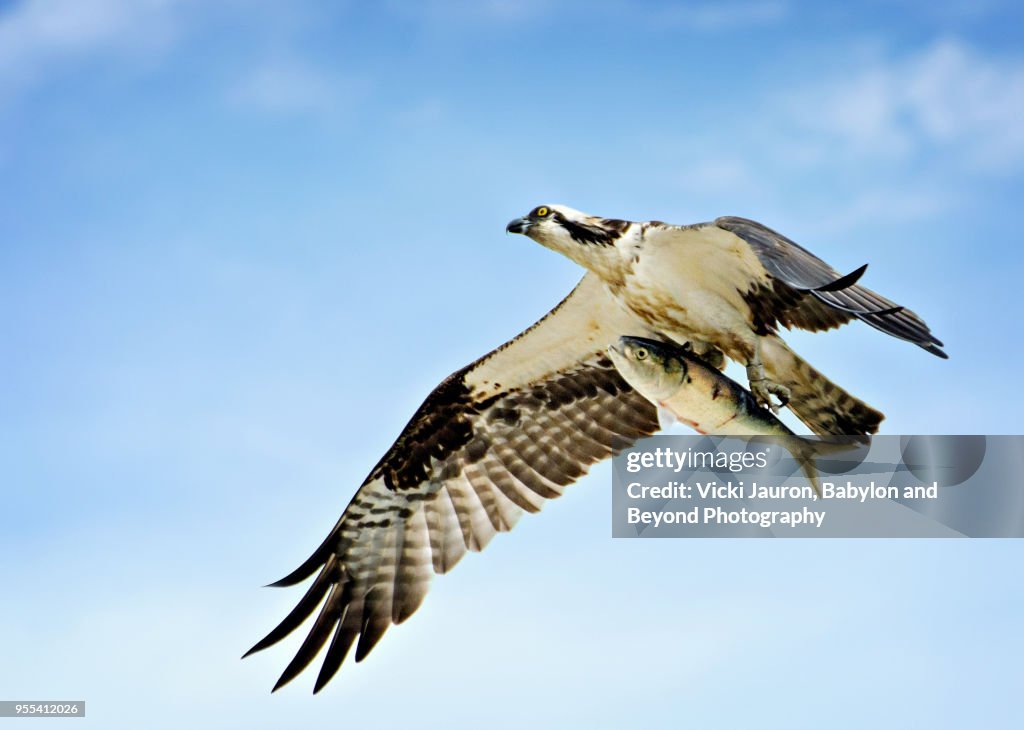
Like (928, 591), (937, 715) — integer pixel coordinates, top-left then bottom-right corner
(769, 381), (791, 408)
(750, 378), (790, 412)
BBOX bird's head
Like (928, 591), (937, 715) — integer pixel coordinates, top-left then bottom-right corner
(506, 204), (630, 270)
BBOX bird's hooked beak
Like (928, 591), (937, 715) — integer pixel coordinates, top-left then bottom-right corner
(506, 217), (530, 235)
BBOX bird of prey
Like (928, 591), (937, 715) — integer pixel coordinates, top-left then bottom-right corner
(507, 205), (946, 435)
(246, 207), (944, 693)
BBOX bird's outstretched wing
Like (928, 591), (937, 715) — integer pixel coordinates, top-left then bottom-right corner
(714, 217), (947, 358)
(245, 273), (660, 693)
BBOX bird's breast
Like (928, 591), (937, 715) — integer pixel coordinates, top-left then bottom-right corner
(613, 232), (772, 354)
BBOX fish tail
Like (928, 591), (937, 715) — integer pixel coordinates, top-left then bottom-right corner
(784, 435), (864, 496)
(793, 443), (822, 496)
(761, 336), (884, 436)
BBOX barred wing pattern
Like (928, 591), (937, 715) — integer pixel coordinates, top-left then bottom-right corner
(245, 274), (660, 692)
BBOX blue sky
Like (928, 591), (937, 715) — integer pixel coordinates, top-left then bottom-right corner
(1, 1), (1022, 727)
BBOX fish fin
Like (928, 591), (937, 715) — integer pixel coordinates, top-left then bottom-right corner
(786, 436), (867, 496)
(656, 404), (679, 431)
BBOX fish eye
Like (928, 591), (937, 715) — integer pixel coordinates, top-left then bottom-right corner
(635, 347), (648, 361)
(531, 206), (551, 219)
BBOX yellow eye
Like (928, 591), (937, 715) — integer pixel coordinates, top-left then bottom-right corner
(635, 348), (648, 361)
(533, 206), (550, 218)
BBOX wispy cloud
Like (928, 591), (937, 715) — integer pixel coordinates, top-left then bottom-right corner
(394, 97), (446, 127)
(382, 0), (551, 26)
(789, 39), (1024, 174)
(228, 60), (369, 117)
(676, 157), (762, 196)
(660, 38), (1024, 233)
(384, 0), (789, 32)
(802, 187), (951, 236)
(647, 0), (789, 31)
(0, 0), (190, 102)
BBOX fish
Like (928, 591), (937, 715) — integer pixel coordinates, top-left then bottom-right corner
(608, 335), (858, 492)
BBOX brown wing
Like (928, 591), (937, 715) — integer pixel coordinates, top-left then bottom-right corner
(715, 216), (947, 358)
(244, 273), (659, 693)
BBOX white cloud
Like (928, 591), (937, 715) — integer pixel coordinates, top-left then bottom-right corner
(385, 0), (788, 32)
(677, 157), (761, 196)
(906, 40), (1024, 171)
(661, 38), (1024, 234)
(916, 0), (1007, 22)
(0, 0), (189, 101)
(382, 0), (550, 26)
(791, 39), (1024, 174)
(649, 0), (788, 31)
(804, 188), (950, 236)
(0, 2), (367, 118)
(395, 97), (445, 127)
(227, 60), (371, 118)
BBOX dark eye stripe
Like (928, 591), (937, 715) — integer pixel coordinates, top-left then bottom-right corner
(551, 211), (619, 247)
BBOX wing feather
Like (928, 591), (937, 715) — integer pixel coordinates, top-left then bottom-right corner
(247, 274), (660, 691)
(423, 485), (468, 573)
(312, 603), (354, 693)
(445, 473), (497, 552)
(715, 216), (947, 358)
(393, 506), (432, 623)
(272, 582), (345, 692)
(478, 458), (545, 514)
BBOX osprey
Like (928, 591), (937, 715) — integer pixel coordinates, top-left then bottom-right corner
(507, 205), (946, 435)
(246, 208), (944, 693)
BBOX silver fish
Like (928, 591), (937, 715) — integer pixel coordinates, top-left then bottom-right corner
(608, 336), (857, 491)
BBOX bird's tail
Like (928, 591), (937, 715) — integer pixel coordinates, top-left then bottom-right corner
(760, 336), (883, 436)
